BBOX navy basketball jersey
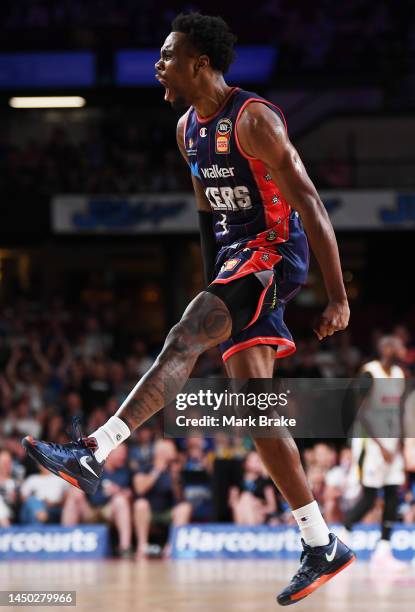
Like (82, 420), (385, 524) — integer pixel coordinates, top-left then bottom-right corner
(183, 87), (309, 283)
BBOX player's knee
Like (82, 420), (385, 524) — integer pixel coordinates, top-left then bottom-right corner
(162, 292), (231, 356)
(163, 322), (192, 356)
(163, 319), (203, 357)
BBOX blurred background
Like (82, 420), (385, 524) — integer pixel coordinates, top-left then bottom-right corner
(1, 0), (415, 559)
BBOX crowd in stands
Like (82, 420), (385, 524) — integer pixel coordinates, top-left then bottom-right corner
(0, 118), (189, 199)
(1, 0), (412, 75)
(1, 293), (415, 555)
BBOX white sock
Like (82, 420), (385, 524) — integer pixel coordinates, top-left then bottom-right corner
(89, 416), (131, 463)
(292, 500), (330, 547)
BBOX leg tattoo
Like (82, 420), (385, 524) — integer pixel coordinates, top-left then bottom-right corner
(115, 291), (231, 431)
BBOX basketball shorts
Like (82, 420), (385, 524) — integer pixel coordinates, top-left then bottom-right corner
(208, 243), (304, 363)
(352, 437), (405, 488)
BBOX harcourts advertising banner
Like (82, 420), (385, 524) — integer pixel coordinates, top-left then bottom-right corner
(52, 194), (197, 234)
(322, 190), (415, 229)
(52, 191), (415, 234)
(170, 524), (415, 561)
(0, 525), (109, 560)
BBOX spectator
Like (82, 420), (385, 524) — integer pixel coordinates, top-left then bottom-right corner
(229, 451), (278, 525)
(80, 360), (113, 414)
(0, 450), (18, 527)
(130, 339), (154, 378)
(2, 397), (42, 439)
(393, 325), (415, 375)
(181, 437), (214, 521)
(133, 439), (191, 558)
(313, 443), (337, 472)
(334, 332), (362, 376)
(6, 335), (49, 412)
(323, 447), (360, 522)
(108, 362), (128, 405)
(128, 425), (155, 472)
(20, 464), (69, 524)
(61, 444), (132, 556)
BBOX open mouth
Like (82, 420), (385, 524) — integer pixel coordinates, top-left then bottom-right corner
(155, 74), (170, 101)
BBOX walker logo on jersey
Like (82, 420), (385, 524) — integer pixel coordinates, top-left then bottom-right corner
(188, 138), (194, 149)
(220, 259), (240, 273)
(199, 127), (208, 137)
(200, 165), (235, 179)
(215, 118), (232, 154)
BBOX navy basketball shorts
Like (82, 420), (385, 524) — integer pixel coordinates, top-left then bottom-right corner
(208, 245), (302, 362)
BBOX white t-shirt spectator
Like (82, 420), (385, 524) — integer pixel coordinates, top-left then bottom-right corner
(0, 497), (10, 521)
(2, 416), (41, 439)
(21, 474), (69, 504)
(325, 465), (360, 505)
(0, 478), (17, 521)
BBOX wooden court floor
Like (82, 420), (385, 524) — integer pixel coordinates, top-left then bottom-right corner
(2, 559), (415, 611)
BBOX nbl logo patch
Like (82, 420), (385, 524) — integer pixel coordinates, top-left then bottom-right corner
(215, 118), (232, 154)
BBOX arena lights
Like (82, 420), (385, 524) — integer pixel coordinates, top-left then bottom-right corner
(9, 96), (86, 109)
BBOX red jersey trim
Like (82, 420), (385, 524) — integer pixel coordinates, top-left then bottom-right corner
(242, 273), (274, 331)
(182, 107), (192, 152)
(248, 157), (280, 229)
(235, 98), (291, 240)
(222, 336), (296, 362)
(195, 87), (239, 124)
(211, 269), (259, 285)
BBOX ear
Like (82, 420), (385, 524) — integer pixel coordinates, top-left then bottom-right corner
(195, 54), (210, 74)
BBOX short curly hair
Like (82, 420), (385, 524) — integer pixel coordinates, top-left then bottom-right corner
(171, 12), (237, 74)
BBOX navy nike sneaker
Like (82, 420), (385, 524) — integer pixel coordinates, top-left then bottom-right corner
(22, 417), (104, 495)
(277, 533), (355, 606)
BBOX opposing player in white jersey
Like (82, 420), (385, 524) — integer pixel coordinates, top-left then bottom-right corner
(344, 336), (407, 570)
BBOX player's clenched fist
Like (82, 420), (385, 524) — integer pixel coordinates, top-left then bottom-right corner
(313, 299), (350, 340)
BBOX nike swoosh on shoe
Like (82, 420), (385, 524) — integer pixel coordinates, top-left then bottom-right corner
(79, 455), (100, 478)
(325, 537), (338, 562)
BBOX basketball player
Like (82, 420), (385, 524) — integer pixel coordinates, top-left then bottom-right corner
(23, 13), (354, 605)
(344, 336), (407, 570)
